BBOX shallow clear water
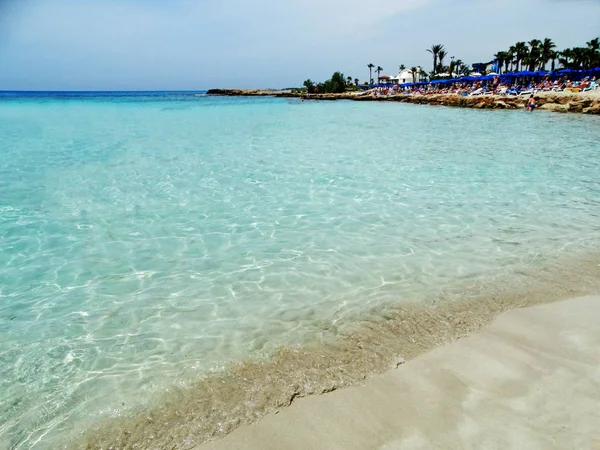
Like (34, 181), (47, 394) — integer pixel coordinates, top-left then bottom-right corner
(1, 93), (600, 448)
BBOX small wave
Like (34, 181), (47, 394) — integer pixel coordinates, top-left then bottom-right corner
(70, 251), (600, 449)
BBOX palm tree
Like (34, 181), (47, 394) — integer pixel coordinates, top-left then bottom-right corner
(548, 50), (559, 71)
(354, 78), (359, 86)
(526, 39), (542, 71)
(514, 42), (528, 71)
(452, 59), (464, 75)
(346, 76), (352, 86)
(367, 63), (375, 84)
(410, 66), (419, 83)
(559, 48), (573, 69)
(507, 45), (516, 71)
(437, 49), (447, 74)
(587, 38), (600, 67)
(458, 63), (470, 76)
(376, 66), (384, 82)
(539, 38), (556, 71)
(494, 51), (508, 74)
(426, 44), (445, 74)
(398, 64), (406, 72)
(571, 47), (588, 69)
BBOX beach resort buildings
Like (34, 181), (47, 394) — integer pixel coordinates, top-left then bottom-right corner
(378, 67), (423, 85)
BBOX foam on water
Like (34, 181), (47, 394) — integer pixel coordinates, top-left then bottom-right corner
(1, 93), (600, 449)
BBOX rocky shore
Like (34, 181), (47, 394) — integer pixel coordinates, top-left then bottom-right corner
(206, 89), (600, 114)
(206, 89), (297, 97)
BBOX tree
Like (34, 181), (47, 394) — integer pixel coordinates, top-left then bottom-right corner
(571, 47), (588, 68)
(310, 72), (348, 94)
(376, 66), (384, 81)
(548, 50), (559, 71)
(437, 49), (447, 74)
(346, 76), (352, 86)
(559, 48), (573, 69)
(418, 68), (429, 82)
(426, 44), (445, 74)
(354, 78), (359, 86)
(526, 39), (542, 71)
(367, 63), (375, 85)
(326, 72), (347, 93)
(410, 66), (418, 83)
(539, 38), (556, 71)
(399, 64), (406, 72)
(514, 42), (528, 71)
(494, 51), (508, 74)
(587, 37), (600, 67)
(451, 59), (465, 76)
(303, 79), (315, 94)
(507, 45), (516, 71)
(458, 63), (471, 75)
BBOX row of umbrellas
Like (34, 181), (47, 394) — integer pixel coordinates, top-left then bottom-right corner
(396, 67), (600, 88)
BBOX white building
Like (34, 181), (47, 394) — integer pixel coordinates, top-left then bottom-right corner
(391, 68), (423, 84)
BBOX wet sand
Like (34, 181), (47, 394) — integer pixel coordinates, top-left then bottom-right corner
(72, 253), (600, 449)
(198, 295), (600, 450)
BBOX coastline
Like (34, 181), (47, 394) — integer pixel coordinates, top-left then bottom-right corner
(71, 251), (600, 449)
(197, 294), (600, 450)
(206, 89), (600, 114)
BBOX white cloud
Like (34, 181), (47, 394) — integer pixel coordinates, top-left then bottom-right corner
(0, 0), (598, 89)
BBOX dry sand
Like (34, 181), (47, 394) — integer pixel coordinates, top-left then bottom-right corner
(197, 296), (600, 450)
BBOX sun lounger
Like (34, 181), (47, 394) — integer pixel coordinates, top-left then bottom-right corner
(518, 89), (537, 96)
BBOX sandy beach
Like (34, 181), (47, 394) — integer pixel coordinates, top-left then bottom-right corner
(197, 295), (600, 450)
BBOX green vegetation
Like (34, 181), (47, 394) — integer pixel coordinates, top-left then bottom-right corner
(494, 37), (600, 71)
(367, 63), (375, 84)
(300, 36), (599, 90)
(420, 37), (599, 79)
(303, 72), (350, 94)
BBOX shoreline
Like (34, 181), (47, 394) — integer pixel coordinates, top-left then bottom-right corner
(71, 251), (600, 449)
(206, 89), (600, 114)
(197, 294), (600, 450)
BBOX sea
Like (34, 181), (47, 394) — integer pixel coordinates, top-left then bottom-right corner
(1, 91), (600, 449)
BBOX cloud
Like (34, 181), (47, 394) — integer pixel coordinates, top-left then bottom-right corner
(0, 0), (598, 90)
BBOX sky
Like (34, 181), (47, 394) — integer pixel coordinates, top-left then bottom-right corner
(0, 0), (599, 90)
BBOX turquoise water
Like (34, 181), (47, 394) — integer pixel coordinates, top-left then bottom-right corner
(1, 93), (600, 448)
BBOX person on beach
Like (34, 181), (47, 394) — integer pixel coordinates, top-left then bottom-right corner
(526, 95), (536, 112)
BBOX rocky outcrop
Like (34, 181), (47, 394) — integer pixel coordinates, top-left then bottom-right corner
(206, 89), (296, 97)
(539, 103), (569, 113)
(206, 89), (600, 115)
(583, 104), (600, 114)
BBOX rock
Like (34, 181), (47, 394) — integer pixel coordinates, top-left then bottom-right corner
(539, 103), (569, 113)
(391, 356), (406, 369)
(568, 102), (584, 113)
(583, 105), (600, 114)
